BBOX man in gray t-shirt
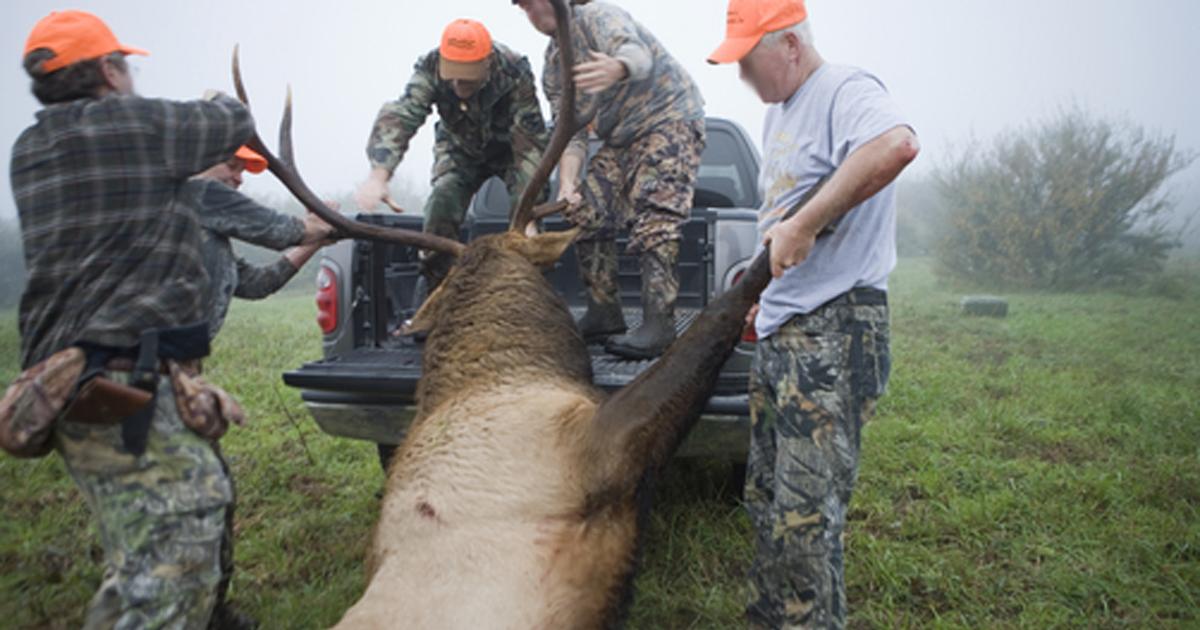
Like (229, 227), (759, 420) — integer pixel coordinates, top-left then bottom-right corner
(709, 0), (920, 627)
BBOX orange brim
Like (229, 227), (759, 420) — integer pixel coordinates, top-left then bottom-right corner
(234, 146), (268, 174)
(439, 57), (487, 81)
(707, 34), (763, 65)
(117, 44), (150, 58)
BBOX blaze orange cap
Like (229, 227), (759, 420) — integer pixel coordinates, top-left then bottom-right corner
(23, 10), (149, 74)
(439, 19), (493, 81)
(234, 146), (268, 174)
(708, 0), (807, 65)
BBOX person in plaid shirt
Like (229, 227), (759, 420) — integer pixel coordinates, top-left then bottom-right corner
(12, 11), (257, 628)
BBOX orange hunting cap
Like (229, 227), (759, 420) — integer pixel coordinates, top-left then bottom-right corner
(23, 10), (149, 74)
(708, 0), (807, 65)
(439, 19), (493, 81)
(234, 146), (268, 174)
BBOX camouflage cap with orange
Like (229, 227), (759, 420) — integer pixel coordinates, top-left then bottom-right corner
(439, 19), (493, 82)
(708, 0), (807, 65)
(23, 10), (149, 74)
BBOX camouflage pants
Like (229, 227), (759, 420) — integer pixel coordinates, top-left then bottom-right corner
(420, 141), (543, 287)
(745, 289), (891, 630)
(570, 118), (706, 254)
(55, 372), (232, 630)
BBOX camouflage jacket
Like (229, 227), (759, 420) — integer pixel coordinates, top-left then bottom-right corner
(367, 42), (549, 172)
(11, 94), (251, 368)
(543, 1), (705, 154)
(180, 178), (305, 339)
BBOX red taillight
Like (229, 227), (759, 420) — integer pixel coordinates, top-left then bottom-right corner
(316, 266), (338, 335)
(732, 269), (758, 343)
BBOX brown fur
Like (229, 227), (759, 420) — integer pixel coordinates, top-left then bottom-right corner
(337, 230), (644, 629)
(335, 174), (827, 630)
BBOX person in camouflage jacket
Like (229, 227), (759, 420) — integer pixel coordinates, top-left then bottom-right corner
(12, 11), (253, 628)
(355, 18), (549, 290)
(514, 0), (707, 359)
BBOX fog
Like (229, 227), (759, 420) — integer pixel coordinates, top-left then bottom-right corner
(0, 0), (1196, 260)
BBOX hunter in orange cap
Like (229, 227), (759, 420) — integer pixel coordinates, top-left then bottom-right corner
(355, 19), (548, 293)
(15, 8), (270, 630)
(439, 18), (494, 82)
(708, 1), (920, 628)
(23, 10), (148, 74)
(707, 0), (807, 65)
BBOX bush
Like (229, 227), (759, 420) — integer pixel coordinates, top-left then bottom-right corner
(934, 107), (1194, 289)
(896, 176), (944, 258)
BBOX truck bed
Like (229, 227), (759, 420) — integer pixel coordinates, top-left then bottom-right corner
(283, 306), (753, 399)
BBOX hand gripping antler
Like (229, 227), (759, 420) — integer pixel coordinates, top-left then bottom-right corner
(232, 46), (465, 257)
(509, 0), (597, 234)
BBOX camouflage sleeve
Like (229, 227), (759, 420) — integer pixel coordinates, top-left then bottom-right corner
(510, 56), (549, 165)
(153, 94), (254, 179)
(579, 4), (652, 82)
(232, 256), (298, 300)
(542, 44), (590, 156)
(367, 55), (438, 174)
(192, 180), (305, 251)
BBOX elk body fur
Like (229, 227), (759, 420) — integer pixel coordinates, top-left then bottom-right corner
(335, 231), (641, 629)
(330, 209), (793, 628)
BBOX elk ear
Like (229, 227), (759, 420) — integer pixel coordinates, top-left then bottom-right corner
(513, 228), (581, 269)
(403, 280), (450, 335)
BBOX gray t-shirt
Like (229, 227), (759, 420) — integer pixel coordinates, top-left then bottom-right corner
(754, 63), (910, 338)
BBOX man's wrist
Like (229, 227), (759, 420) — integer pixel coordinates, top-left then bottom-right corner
(783, 212), (813, 238)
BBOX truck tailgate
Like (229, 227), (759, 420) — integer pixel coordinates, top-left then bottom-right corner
(284, 307), (753, 398)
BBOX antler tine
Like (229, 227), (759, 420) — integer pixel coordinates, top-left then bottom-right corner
(509, 0), (594, 234)
(231, 44), (251, 108)
(231, 46), (465, 257)
(279, 84), (295, 169)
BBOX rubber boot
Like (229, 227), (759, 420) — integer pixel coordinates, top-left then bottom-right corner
(575, 239), (627, 343)
(606, 241), (679, 359)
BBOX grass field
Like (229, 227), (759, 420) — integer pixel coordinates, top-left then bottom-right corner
(1, 258), (1198, 629)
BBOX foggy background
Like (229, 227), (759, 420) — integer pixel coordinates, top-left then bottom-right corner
(1, 0), (1198, 285)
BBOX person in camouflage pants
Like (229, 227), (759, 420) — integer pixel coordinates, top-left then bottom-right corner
(13, 11), (256, 628)
(515, 0), (707, 359)
(56, 376), (233, 630)
(745, 292), (891, 628)
(708, 0), (920, 626)
(356, 18), (548, 290)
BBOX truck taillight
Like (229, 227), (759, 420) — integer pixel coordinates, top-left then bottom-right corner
(316, 266), (338, 335)
(732, 269), (758, 343)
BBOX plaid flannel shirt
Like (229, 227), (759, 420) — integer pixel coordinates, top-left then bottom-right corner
(11, 93), (253, 367)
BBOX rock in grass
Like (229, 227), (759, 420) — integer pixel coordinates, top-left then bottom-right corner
(961, 296), (1009, 318)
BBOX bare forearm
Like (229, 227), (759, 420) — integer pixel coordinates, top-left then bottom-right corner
(284, 244), (322, 270)
(558, 148), (586, 191)
(788, 126), (920, 235)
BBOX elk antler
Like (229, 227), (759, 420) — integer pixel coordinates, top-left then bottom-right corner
(509, 0), (597, 234)
(232, 46), (465, 258)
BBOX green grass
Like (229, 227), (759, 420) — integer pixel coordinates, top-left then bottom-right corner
(2, 258), (1198, 628)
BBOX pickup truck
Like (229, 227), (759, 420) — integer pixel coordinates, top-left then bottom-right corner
(282, 117), (764, 469)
